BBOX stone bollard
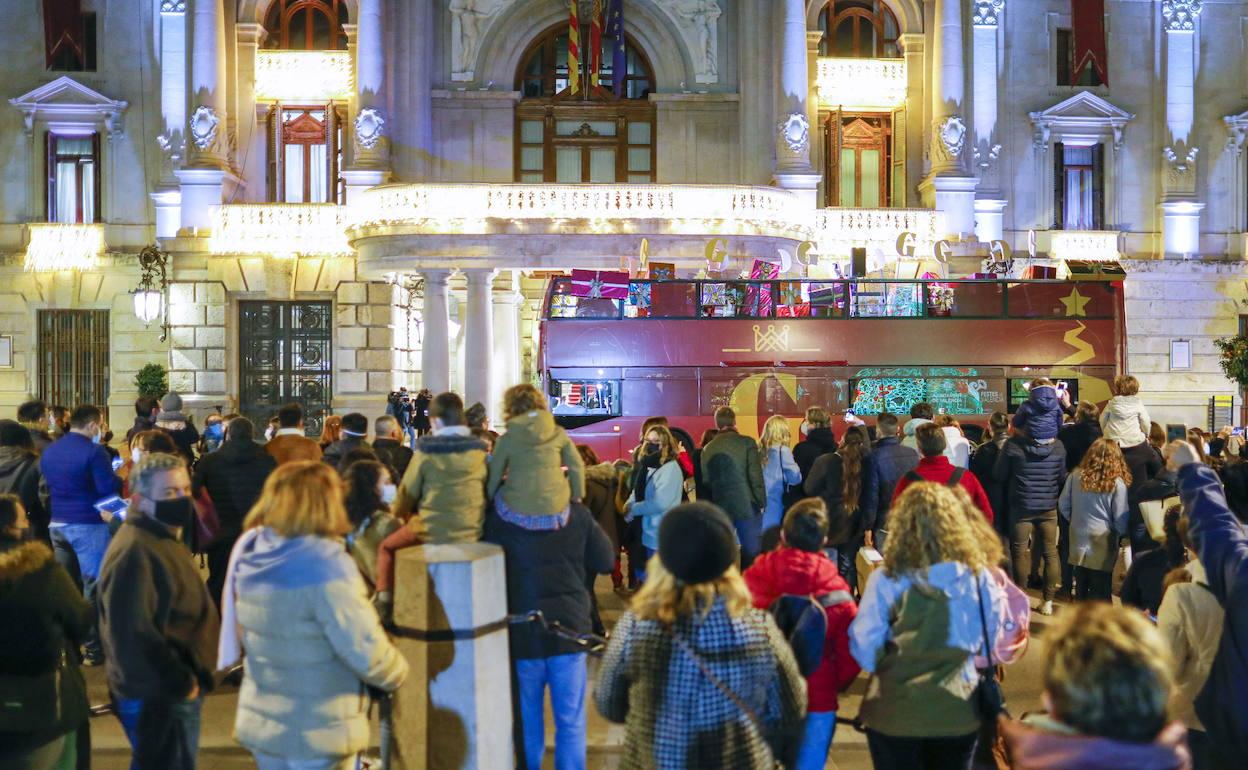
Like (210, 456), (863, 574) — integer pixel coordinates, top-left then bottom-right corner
(391, 542), (514, 770)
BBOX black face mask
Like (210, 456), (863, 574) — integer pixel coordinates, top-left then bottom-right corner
(152, 497), (194, 530)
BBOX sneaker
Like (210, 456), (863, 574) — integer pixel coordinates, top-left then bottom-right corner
(1037, 600), (1054, 616)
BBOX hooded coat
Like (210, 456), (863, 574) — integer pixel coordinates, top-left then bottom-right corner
(793, 427), (838, 482)
(900, 417), (933, 451)
(0, 446), (50, 542)
(994, 436), (1067, 519)
(1100, 395), (1152, 449)
(1000, 715), (1192, 770)
(0, 540), (91, 753)
(228, 528), (409, 760)
(1012, 385), (1064, 441)
(394, 429), (490, 543)
(487, 410), (586, 517)
(744, 547), (860, 712)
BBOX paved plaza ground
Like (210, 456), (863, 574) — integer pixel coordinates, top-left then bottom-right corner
(87, 577), (1058, 770)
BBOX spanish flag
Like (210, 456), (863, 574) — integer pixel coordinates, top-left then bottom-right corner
(567, 0), (581, 95)
(590, 0), (604, 88)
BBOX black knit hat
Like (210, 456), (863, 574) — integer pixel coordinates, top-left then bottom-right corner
(658, 501), (739, 585)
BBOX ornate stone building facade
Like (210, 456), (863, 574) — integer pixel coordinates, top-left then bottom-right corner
(2, 0), (1248, 428)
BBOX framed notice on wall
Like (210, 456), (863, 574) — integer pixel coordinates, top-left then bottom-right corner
(0, 336), (12, 368)
(1170, 339), (1192, 371)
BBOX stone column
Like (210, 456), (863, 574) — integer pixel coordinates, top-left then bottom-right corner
(1160, 0), (1204, 258)
(342, 0), (391, 200)
(971, 1), (1006, 242)
(421, 270), (451, 394)
(152, 1), (187, 236)
(462, 269), (495, 411)
(177, 0), (229, 233)
(920, 0), (978, 240)
(773, 0), (820, 206)
(490, 272), (522, 425)
(391, 543), (514, 770)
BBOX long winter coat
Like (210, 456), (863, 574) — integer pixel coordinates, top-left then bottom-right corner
(762, 446), (801, 531)
(700, 429), (766, 521)
(1058, 470), (1129, 572)
(994, 436), (1067, 519)
(193, 437), (277, 541)
(595, 598), (807, 770)
(1158, 560), (1224, 733)
(230, 529), (409, 760)
(0, 540), (91, 754)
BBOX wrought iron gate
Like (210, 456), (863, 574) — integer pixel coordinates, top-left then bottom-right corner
(238, 301), (332, 437)
(37, 310), (110, 413)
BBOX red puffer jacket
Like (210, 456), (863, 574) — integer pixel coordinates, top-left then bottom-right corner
(744, 547), (860, 712)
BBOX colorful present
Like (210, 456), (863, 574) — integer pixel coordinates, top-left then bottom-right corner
(1022, 265), (1057, 280)
(628, 282), (651, 307)
(750, 259), (780, 280)
(777, 304), (811, 318)
(570, 269), (630, 299)
(649, 262), (676, 280)
(701, 282), (728, 306)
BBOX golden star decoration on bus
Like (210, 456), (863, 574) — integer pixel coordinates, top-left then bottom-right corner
(1060, 287), (1090, 317)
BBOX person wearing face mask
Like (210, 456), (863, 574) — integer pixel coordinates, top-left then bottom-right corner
(192, 418), (277, 608)
(0, 494), (93, 770)
(97, 453), (220, 770)
(624, 425), (685, 580)
(373, 391), (490, 623)
(341, 459), (401, 590)
(38, 404), (120, 667)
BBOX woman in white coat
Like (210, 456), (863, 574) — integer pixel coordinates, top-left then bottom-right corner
(220, 461), (409, 770)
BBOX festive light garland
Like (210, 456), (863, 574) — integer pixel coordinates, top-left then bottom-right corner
(23, 224), (105, 272)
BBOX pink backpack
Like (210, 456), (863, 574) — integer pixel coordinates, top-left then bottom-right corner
(974, 567), (1031, 667)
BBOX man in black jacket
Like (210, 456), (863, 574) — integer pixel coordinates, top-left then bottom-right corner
(0, 420), (50, 543)
(191, 418), (276, 606)
(322, 412), (371, 468)
(970, 412), (1011, 545)
(994, 430), (1067, 615)
(793, 406), (838, 482)
(125, 396), (160, 445)
(868, 412), (918, 548)
(372, 415), (413, 478)
(98, 453), (219, 770)
(16, 400), (54, 454)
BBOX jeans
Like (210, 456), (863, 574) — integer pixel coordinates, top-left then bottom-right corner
(49, 523), (111, 660)
(404, 426), (418, 449)
(1010, 513), (1059, 602)
(865, 729), (978, 770)
(252, 754), (358, 770)
(634, 546), (656, 584)
(734, 516), (762, 569)
(113, 696), (202, 770)
(0, 731), (76, 770)
(1073, 565), (1113, 601)
(794, 710), (837, 770)
(514, 654), (587, 770)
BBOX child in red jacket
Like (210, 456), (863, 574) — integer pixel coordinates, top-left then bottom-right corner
(744, 498), (860, 770)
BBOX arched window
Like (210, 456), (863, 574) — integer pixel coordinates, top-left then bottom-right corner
(514, 25), (657, 184)
(263, 0), (349, 51)
(818, 1), (900, 58)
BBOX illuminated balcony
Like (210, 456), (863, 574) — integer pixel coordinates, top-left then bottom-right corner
(1048, 230), (1122, 262)
(23, 223), (105, 272)
(814, 207), (943, 261)
(210, 204), (352, 258)
(817, 58), (907, 112)
(255, 50), (353, 102)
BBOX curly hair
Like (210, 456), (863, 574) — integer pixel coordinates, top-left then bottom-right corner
(1044, 603), (1172, 743)
(1078, 438), (1132, 494)
(883, 482), (1003, 577)
(503, 384), (546, 418)
(631, 557), (753, 626)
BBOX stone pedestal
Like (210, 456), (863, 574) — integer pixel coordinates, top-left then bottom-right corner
(392, 543), (513, 770)
(973, 199), (1008, 243)
(342, 168), (391, 205)
(1160, 199), (1205, 258)
(174, 167), (225, 234)
(920, 175), (979, 240)
(151, 187), (182, 240)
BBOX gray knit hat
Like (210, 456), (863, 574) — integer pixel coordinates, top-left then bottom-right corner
(160, 392), (183, 413)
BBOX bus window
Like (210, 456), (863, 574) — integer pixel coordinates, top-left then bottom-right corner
(651, 281), (698, 317)
(850, 282), (923, 317)
(700, 281), (775, 318)
(926, 281), (1004, 318)
(808, 283), (847, 318)
(550, 379), (621, 416)
(549, 278), (622, 319)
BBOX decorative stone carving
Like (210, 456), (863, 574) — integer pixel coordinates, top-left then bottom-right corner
(1163, 142), (1199, 194)
(778, 113), (810, 155)
(1225, 112), (1248, 155)
(972, 0), (1005, 27)
(355, 107), (385, 150)
(9, 76), (128, 138)
(974, 142), (1002, 171)
(156, 130), (185, 168)
(933, 115), (967, 162)
(1162, 0), (1203, 32)
(189, 105), (220, 151)
(450, 0), (505, 82)
(671, 0), (722, 83)
(159, 0), (186, 12)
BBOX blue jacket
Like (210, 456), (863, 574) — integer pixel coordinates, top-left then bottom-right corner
(762, 446), (801, 530)
(1179, 463), (1248, 755)
(1010, 385), (1063, 441)
(993, 436), (1067, 519)
(870, 437), (918, 530)
(39, 433), (118, 526)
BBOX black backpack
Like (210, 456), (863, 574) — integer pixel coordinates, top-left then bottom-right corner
(905, 467), (964, 488)
(768, 590), (854, 677)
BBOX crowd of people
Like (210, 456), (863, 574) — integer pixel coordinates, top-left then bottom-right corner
(0, 377), (1245, 770)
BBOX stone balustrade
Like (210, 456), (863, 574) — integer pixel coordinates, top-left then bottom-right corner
(816, 57), (907, 111)
(210, 203), (353, 257)
(1048, 229), (1122, 262)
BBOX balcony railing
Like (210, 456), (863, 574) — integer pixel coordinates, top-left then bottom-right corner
(1049, 230), (1122, 262)
(23, 223), (105, 272)
(814, 208), (943, 260)
(255, 50), (353, 102)
(210, 204), (353, 258)
(817, 58), (907, 111)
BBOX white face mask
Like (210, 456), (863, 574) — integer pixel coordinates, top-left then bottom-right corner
(380, 484), (398, 505)
(131, 448), (142, 465)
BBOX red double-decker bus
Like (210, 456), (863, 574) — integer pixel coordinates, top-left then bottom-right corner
(539, 275), (1124, 460)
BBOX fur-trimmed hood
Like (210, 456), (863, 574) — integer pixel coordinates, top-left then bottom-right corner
(0, 540), (54, 584)
(416, 432), (489, 455)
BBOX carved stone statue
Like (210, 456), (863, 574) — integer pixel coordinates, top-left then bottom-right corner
(450, 0), (498, 81)
(671, 0), (721, 83)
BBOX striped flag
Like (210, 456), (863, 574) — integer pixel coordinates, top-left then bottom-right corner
(567, 0), (581, 95)
(606, 0), (626, 97)
(590, 0), (604, 88)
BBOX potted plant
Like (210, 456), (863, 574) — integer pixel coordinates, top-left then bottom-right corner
(1215, 335), (1248, 389)
(134, 363), (169, 399)
(927, 284), (956, 317)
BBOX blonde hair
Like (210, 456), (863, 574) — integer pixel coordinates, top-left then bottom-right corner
(805, 406), (830, 429)
(883, 482), (1003, 577)
(1078, 438), (1132, 494)
(1044, 603), (1173, 743)
(503, 384), (546, 418)
(631, 558), (753, 626)
(244, 461), (350, 538)
(1112, 375), (1140, 397)
(642, 424), (682, 466)
(759, 415), (792, 451)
